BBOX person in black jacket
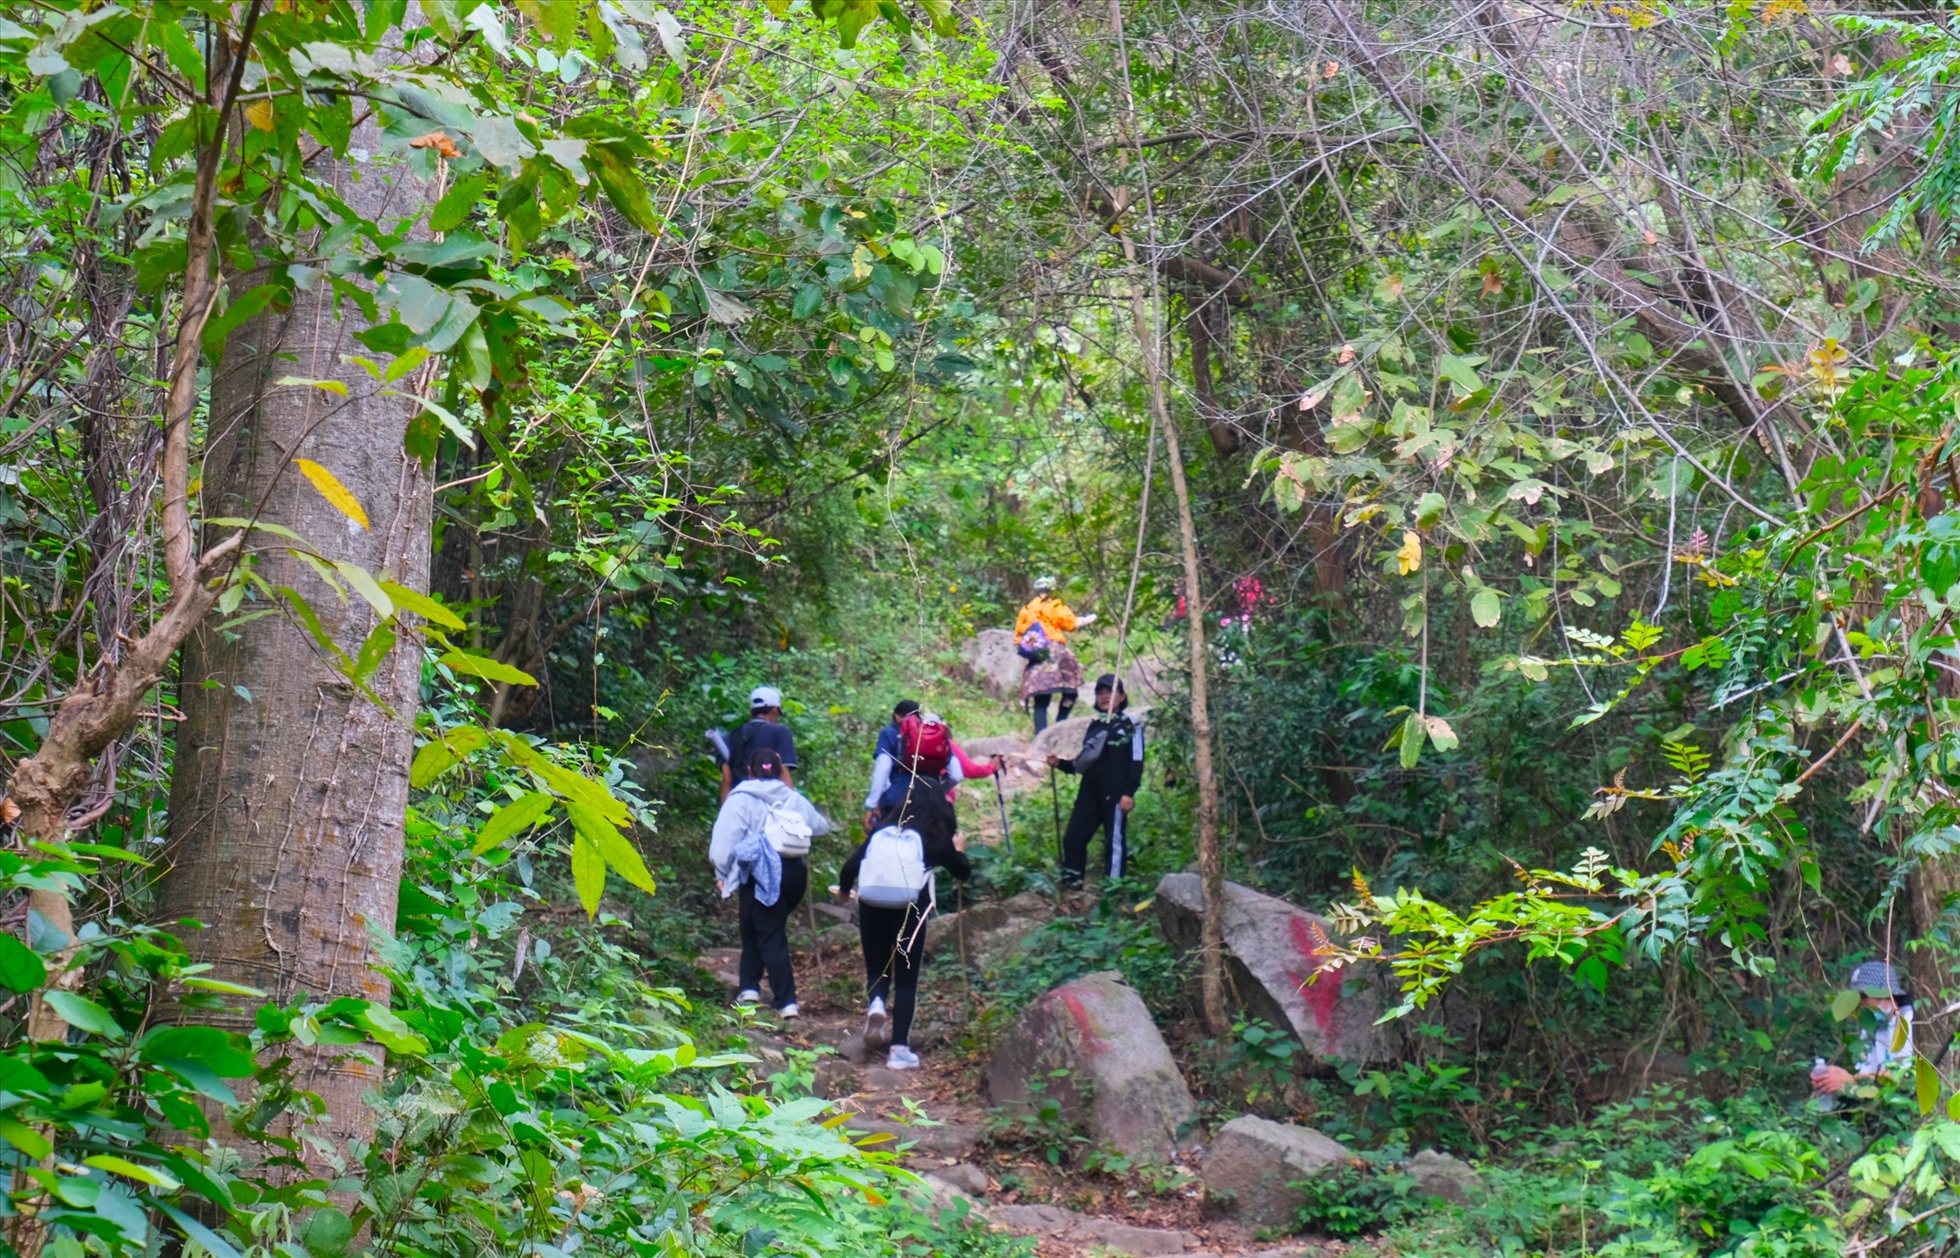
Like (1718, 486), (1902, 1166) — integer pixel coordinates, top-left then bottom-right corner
(1046, 673), (1146, 889)
(836, 782), (970, 1071)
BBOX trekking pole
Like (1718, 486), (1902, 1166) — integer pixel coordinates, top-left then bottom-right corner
(1050, 768), (1063, 888)
(993, 773), (1014, 858)
(956, 882), (971, 1001)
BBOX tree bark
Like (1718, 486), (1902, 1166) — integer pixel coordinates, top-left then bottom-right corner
(157, 131), (430, 1161)
(1108, 0), (1228, 1037)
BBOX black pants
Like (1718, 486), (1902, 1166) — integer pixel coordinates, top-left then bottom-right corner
(1031, 690), (1077, 734)
(859, 901), (928, 1047)
(1060, 790), (1129, 887)
(738, 856), (807, 1007)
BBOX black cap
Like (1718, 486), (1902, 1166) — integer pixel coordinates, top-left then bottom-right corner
(1094, 673), (1125, 693)
(894, 699), (921, 718)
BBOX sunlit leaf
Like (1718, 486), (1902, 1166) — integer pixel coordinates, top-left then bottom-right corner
(294, 459), (370, 529)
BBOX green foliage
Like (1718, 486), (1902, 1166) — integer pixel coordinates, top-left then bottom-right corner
(1292, 1151), (1431, 1239)
(981, 891), (1185, 1020)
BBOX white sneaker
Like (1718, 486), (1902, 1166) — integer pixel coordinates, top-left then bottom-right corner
(887, 1045), (921, 1070)
(864, 997), (890, 1049)
(779, 1002), (800, 1019)
(734, 990), (761, 1006)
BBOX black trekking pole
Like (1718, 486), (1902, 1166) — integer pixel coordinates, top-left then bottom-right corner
(1049, 769), (1062, 855)
(993, 772), (1014, 858)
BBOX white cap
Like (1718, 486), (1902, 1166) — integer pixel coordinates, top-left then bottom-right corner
(1032, 576), (1056, 593)
(750, 685), (783, 709)
(920, 710), (944, 725)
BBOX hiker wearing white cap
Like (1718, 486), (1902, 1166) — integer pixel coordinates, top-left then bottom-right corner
(718, 685), (799, 803)
(1016, 576), (1096, 735)
(1812, 959), (1916, 1098)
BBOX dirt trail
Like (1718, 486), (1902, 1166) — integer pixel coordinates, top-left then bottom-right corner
(703, 928), (1334, 1258)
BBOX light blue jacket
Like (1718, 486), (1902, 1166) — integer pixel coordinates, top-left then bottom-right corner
(709, 779), (834, 894)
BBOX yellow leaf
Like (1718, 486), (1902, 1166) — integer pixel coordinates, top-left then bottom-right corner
(1396, 530), (1422, 575)
(851, 244), (873, 280)
(294, 459), (369, 529)
(245, 101), (274, 131)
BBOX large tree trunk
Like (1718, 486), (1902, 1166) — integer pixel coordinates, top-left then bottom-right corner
(158, 138), (429, 1160)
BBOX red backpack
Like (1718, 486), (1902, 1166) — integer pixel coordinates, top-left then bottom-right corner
(898, 712), (953, 778)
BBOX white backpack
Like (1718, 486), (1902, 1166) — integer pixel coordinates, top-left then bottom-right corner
(858, 825), (930, 909)
(761, 799), (813, 857)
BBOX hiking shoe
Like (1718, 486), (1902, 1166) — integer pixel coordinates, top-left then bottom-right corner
(734, 989), (761, 1006)
(778, 1002), (800, 1019)
(887, 1045), (921, 1070)
(864, 997), (890, 1050)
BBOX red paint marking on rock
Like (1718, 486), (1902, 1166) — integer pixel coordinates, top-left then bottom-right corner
(1057, 988), (1107, 1054)
(1287, 914), (1340, 1033)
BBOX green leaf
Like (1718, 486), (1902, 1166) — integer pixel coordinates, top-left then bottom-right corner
(409, 726), (492, 788)
(1437, 352), (1487, 397)
(591, 145), (662, 232)
(566, 801), (656, 893)
(472, 115), (536, 172)
(0, 1117), (51, 1160)
(352, 1003), (429, 1055)
(438, 650), (537, 686)
(430, 172), (491, 233)
(84, 1156), (182, 1191)
(45, 991), (123, 1039)
(202, 283), (282, 357)
(651, 6), (685, 68)
(332, 561), (395, 619)
(299, 1206), (354, 1258)
(390, 393), (476, 450)
(378, 582), (466, 630)
(1919, 1054), (1941, 1115)
(1398, 710), (1424, 770)
(1831, 988), (1861, 1022)
(1470, 587), (1501, 629)
(157, 1202), (243, 1258)
(1422, 715), (1459, 753)
(0, 934), (47, 994)
(140, 1025), (258, 1078)
(571, 831), (605, 916)
(472, 792), (557, 855)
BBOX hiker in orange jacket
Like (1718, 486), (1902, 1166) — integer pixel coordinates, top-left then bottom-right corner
(1015, 576), (1096, 734)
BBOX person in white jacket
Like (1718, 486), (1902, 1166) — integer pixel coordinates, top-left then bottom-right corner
(709, 748), (834, 1017)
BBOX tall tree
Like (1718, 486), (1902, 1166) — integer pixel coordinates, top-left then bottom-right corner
(157, 122), (431, 1154)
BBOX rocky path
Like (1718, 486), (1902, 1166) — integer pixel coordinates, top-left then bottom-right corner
(701, 929), (1337, 1258)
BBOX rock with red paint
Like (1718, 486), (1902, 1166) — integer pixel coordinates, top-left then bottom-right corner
(1154, 873), (1388, 1064)
(982, 970), (1196, 1163)
(1200, 1114), (1351, 1227)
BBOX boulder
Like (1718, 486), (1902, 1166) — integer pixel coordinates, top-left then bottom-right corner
(984, 971), (1195, 1162)
(1407, 1148), (1481, 1204)
(1201, 1115), (1349, 1228)
(1066, 1218), (1200, 1256)
(958, 734), (1047, 795)
(962, 629), (1026, 700)
(988, 1203), (1198, 1255)
(937, 1162), (992, 1195)
(1032, 715), (1096, 760)
(1031, 708), (1152, 761)
(813, 1058), (861, 1098)
(1155, 873), (1387, 1064)
(843, 1116), (984, 1160)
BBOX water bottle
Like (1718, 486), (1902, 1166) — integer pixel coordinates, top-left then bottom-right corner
(1810, 1058), (1836, 1112)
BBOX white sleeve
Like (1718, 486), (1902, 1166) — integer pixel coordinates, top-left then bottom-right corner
(865, 752), (894, 810)
(948, 757), (965, 785)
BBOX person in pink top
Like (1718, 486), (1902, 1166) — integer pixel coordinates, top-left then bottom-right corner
(947, 736), (1004, 803)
